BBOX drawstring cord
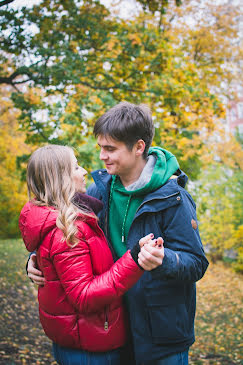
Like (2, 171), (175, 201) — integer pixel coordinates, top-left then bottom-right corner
(109, 177), (131, 243)
(121, 195), (131, 243)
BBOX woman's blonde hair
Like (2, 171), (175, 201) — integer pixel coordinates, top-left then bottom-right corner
(27, 144), (91, 247)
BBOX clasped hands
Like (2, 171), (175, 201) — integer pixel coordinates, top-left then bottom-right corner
(138, 233), (164, 271)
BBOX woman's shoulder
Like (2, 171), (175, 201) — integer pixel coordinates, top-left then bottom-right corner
(75, 214), (99, 238)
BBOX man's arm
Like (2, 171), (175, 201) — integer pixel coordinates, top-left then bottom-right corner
(140, 191), (209, 281)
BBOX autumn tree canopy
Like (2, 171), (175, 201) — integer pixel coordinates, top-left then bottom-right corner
(2, 0), (238, 178)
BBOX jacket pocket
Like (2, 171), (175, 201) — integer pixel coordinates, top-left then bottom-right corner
(145, 292), (189, 344)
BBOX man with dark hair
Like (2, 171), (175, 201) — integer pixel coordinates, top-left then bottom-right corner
(88, 101), (208, 364)
(27, 101), (208, 365)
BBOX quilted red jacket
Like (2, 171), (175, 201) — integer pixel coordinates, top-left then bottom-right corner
(19, 201), (143, 351)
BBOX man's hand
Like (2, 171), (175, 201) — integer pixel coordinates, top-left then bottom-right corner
(138, 237), (164, 271)
(27, 254), (45, 286)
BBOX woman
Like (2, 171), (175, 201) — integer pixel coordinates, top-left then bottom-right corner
(19, 145), (162, 365)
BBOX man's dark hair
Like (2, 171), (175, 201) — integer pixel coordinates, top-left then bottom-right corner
(93, 102), (155, 158)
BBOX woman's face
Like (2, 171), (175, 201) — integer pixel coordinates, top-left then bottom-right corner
(71, 154), (87, 193)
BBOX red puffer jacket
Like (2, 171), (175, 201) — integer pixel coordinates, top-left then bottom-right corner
(19, 201), (143, 351)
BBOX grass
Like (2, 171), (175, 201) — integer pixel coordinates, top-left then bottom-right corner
(0, 238), (30, 287)
(0, 239), (242, 364)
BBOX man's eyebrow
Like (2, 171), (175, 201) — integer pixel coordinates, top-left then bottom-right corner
(97, 143), (115, 148)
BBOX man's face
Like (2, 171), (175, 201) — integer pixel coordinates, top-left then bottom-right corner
(97, 135), (139, 178)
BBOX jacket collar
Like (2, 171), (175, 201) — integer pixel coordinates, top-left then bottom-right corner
(73, 192), (103, 215)
(91, 168), (188, 196)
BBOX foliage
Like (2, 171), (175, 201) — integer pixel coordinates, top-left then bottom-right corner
(190, 261), (243, 364)
(135, 0), (182, 14)
(0, 0), (232, 178)
(0, 85), (32, 238)
(163, 0), (242, 98)
(193, 132), (243, 271)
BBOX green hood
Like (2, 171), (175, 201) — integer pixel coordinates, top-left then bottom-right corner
(146, 146), (180, 192)
(112, 146), (180, 196)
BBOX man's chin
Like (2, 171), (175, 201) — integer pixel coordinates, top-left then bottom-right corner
(106, 166), (115, 175)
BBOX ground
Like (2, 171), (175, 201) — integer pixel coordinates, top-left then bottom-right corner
(0, 239), (242, 364)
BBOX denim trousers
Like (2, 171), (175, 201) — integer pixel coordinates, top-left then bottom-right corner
(143, 350), (189, 365)
(52, 343), (121, 365)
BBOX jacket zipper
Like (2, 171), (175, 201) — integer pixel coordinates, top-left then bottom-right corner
(104, 308), (108, 331)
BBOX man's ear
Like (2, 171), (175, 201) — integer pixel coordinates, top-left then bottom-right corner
(135, 139), (146, 156)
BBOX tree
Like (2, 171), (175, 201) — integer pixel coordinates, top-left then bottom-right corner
(1, 0), (227, 177)
(0, 0), (14, 7)
(163, 0), (242, 99)
(193, 132), (243, 271)
(0, 0), (239, 179)
(0, 84), (32, 238)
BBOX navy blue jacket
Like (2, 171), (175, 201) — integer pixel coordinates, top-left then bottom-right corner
(87, 169), (209, 364)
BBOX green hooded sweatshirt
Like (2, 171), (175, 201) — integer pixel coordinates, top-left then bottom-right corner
(108, 147), (179, 258)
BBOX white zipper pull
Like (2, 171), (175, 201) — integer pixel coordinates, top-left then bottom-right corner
(104, 310), (108, 330)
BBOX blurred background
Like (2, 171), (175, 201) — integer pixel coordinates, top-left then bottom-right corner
(0, 0), (242, 364)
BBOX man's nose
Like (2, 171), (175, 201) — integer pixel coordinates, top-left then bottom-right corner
(100, 149), (107, 160)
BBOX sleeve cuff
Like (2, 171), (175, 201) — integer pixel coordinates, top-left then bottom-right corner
(130, 242), (144, 270)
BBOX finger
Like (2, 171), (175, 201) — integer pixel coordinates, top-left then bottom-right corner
(142, 244), (165, 258)
(28, 273), (45, 285)
(28, 266), (43, 276)
(139, 249), (163, 266)
(156, 237), (164, 247)
(139, 233), (154, 247)
(146, 239), (158, 247)
(138, 255), (160, 270)
(146, 237), (164, 248)
(138, 258), (155, 271)
(33, 279), (45, 286)
(30, 276), (45, 286)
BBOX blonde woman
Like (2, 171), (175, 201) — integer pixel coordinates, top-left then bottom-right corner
(19, 145), (163, 365)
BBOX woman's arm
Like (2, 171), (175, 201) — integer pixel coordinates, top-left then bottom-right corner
(52, 237), (143, 314)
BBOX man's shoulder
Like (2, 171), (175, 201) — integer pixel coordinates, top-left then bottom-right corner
(86, 182), (101, 199)
(87, 169), (112, 200)
(144, 170), (190, 203)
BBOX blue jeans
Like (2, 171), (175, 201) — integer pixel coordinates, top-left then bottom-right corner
(52, 343), (121, 365)
(144, 350), (189, 365)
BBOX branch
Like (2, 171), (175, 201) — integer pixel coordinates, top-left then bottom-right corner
(0, 68), (33, 85)
(0, 0), (14, 7)
(79, 80), (145, 93)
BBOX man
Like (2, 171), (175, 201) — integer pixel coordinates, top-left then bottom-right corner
(28, 102), (209, 365)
